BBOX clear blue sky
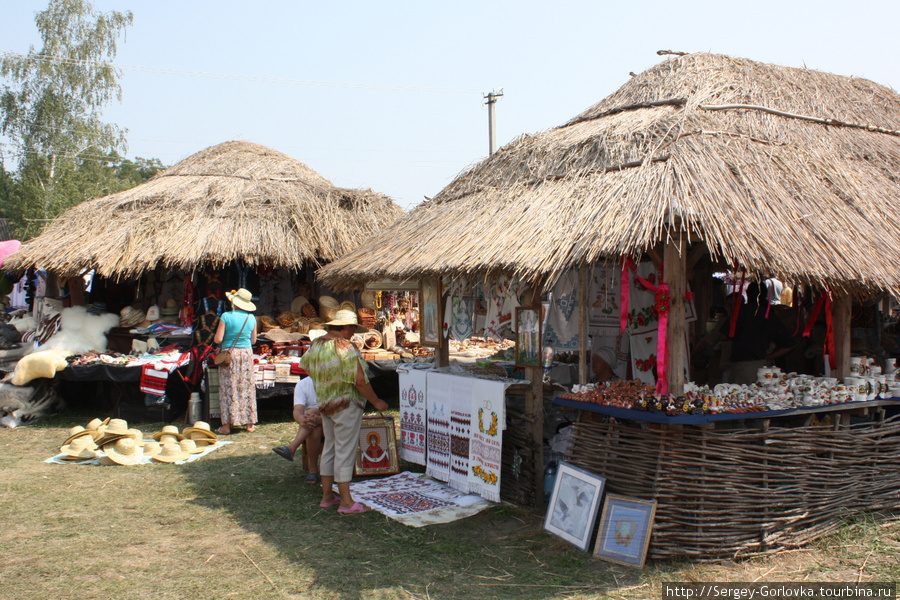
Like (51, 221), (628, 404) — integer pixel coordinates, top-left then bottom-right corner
(3, 0), (900, 210)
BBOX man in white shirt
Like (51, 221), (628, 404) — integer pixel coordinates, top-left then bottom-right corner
(273, 376), (324, 484)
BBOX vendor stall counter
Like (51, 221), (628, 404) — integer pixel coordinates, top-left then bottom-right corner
(554, 396), (900, 560)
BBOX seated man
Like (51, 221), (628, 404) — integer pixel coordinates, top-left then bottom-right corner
(272, 376), (324, 484)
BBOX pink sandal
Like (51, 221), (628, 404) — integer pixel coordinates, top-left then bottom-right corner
(337, 502), (369, 515)
(319, 496), (341, 508)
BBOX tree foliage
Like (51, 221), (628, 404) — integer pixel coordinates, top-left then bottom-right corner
(0, 0), (137, 240)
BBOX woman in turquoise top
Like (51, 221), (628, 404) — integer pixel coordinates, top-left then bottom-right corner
(300, 309), (388, 514)
(214, 288), (259, 434)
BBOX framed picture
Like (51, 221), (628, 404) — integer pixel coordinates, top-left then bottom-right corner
(354, 415), (400, 476)
(543, 461), (606, 551)
(515, 307), (542, 367)
(593, 494), (657, 567)
(419, 278), (442, 348)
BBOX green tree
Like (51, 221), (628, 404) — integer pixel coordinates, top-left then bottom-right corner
(0, 0), (133, 239)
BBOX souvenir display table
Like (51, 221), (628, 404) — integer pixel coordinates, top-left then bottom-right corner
(555, 395), (900, 560)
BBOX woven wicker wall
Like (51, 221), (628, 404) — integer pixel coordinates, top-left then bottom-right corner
(567, 415), (900, 560)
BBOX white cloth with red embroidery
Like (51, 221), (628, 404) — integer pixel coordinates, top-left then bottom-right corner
(139, 352), (191, 396)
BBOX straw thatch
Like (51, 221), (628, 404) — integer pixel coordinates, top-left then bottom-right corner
(5, 141), (404, 279)
(321, 53), (900, 293)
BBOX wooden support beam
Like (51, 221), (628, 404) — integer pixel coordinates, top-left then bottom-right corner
(578, 265), (590, 385)
(832, 292), (852, 380)
(522, 281), (545, 509)
(664, 238), (687, 396)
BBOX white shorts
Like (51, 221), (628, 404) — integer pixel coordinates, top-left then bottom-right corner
(293, 377), (319, 410)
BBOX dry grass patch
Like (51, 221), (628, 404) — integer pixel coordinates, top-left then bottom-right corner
(1, 410), (897, 600)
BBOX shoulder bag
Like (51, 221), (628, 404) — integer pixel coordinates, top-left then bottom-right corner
(214, 314), (251, 367)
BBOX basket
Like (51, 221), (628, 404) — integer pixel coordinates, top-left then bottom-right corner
(257, 315), (279, 332)
(363, 329), (383, 349)
(340, 300), (357, 312)
(358, 307), (377, 329)
(300, 303), (318, 319)
(277, 311), (301, 328)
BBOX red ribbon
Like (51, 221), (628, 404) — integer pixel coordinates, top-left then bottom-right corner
(620, 257), (671, 395)
(803, 291), (836, 371)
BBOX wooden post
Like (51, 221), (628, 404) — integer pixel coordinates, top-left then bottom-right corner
(832, 292), (852, 380)
(664, 238), (686, 396)
(523, 283), (545, 508)
(578, 265), (590, 385)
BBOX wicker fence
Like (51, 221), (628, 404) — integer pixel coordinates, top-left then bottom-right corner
(567, 415), (900, 560)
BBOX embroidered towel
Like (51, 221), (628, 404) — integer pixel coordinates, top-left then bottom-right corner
(398, 366), (429, 466)
(467, 379), (506, 502)
(425, 371), (454, 482)
(448, 375), (474, 492)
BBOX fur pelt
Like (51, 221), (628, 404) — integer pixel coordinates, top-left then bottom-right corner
(41, 306), (120, 355)
(11, 348), (72, 386)
(0, 378), (63, 428)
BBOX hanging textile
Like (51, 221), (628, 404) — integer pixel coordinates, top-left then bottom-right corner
(425, 372), (454, 482)
(467, 379), (506, 502)
(398, 366), (429, 466)
(545, 269), (580, 349)
(449, 375), (474, 492)
(588, 262), (621, 337)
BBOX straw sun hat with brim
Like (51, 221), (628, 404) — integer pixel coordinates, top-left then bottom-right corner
(61, 426), (96, 448)
(179, 439), (205, 454)
(142, 441), (162, 457)
(119, 306), (146, 328)
(183, 421), (216, 438)
(318, 296), (339, 320)
(225, 288), (256, 312)
(152, 425), (184, 442)
(95, 419), (130, 446)
(60, 436), (99, 460)
(324, 309), (368, 334)
(152, 442), (190, 463)
(105, 437), (144, 466)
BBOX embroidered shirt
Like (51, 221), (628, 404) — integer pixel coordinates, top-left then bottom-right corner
(300, 337), (368, 416)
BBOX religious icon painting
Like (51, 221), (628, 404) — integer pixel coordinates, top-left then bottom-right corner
(593, 494), (657, 567)
(355, 415), (400, 476)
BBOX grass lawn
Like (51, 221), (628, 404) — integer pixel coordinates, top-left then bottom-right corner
(2, 408), (898, 600)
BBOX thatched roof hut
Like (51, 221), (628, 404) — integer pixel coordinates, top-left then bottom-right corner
(321, 53), (900, 294)
(6, 141), (404, 279)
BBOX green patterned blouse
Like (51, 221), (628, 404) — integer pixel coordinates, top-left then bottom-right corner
(299, 337), (369, 416)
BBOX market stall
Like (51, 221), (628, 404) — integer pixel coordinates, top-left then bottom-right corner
(3, 141), (404, 422)
(319, 52), (900, 554)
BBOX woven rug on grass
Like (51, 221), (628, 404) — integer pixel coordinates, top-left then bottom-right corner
(44, 440), (232, 466)
(345, 471), (494, 527)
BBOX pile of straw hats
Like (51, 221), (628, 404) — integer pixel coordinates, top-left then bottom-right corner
(160, 299), (180, 321)
(55, 419), (218, 466)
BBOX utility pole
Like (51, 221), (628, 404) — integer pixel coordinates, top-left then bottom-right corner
(484, 89), (504, 155)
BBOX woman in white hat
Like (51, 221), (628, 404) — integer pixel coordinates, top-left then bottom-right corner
(213, 288), (259, 434)
(300, 309), (388, 514)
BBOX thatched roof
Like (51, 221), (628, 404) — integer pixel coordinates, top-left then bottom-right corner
(5, 141), (404, 279)
(321, 53), (900, 294)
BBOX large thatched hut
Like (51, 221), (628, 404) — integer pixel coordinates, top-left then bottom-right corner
(319, 53), (900, 559)
(6, 140), (404, 279)
(321, 52), (900, 295)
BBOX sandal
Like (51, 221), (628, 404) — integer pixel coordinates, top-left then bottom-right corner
(215, 426), (230, 435)
(305, 472), (321, 485)
(273, 446), (293, 462)
(246, 424), (256, 433)
(319, 496), (341, 508)
(337, 502), (369, 515)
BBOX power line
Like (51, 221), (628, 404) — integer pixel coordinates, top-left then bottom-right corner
(1, 51), (482, 95)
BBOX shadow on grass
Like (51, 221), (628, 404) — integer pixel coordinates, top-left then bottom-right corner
(182, 448), (637, 600)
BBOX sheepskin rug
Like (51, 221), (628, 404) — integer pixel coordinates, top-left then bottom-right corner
(11, 306), (120, 386)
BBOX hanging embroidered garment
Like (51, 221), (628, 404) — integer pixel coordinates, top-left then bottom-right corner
(467, 379), (506, 502)
(546, 269), (580, 348)
(425, 371), (454, 482)
(448, 375), (474, 492)
(588, 262), (621, 337)
(398, 366), (429, 466)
